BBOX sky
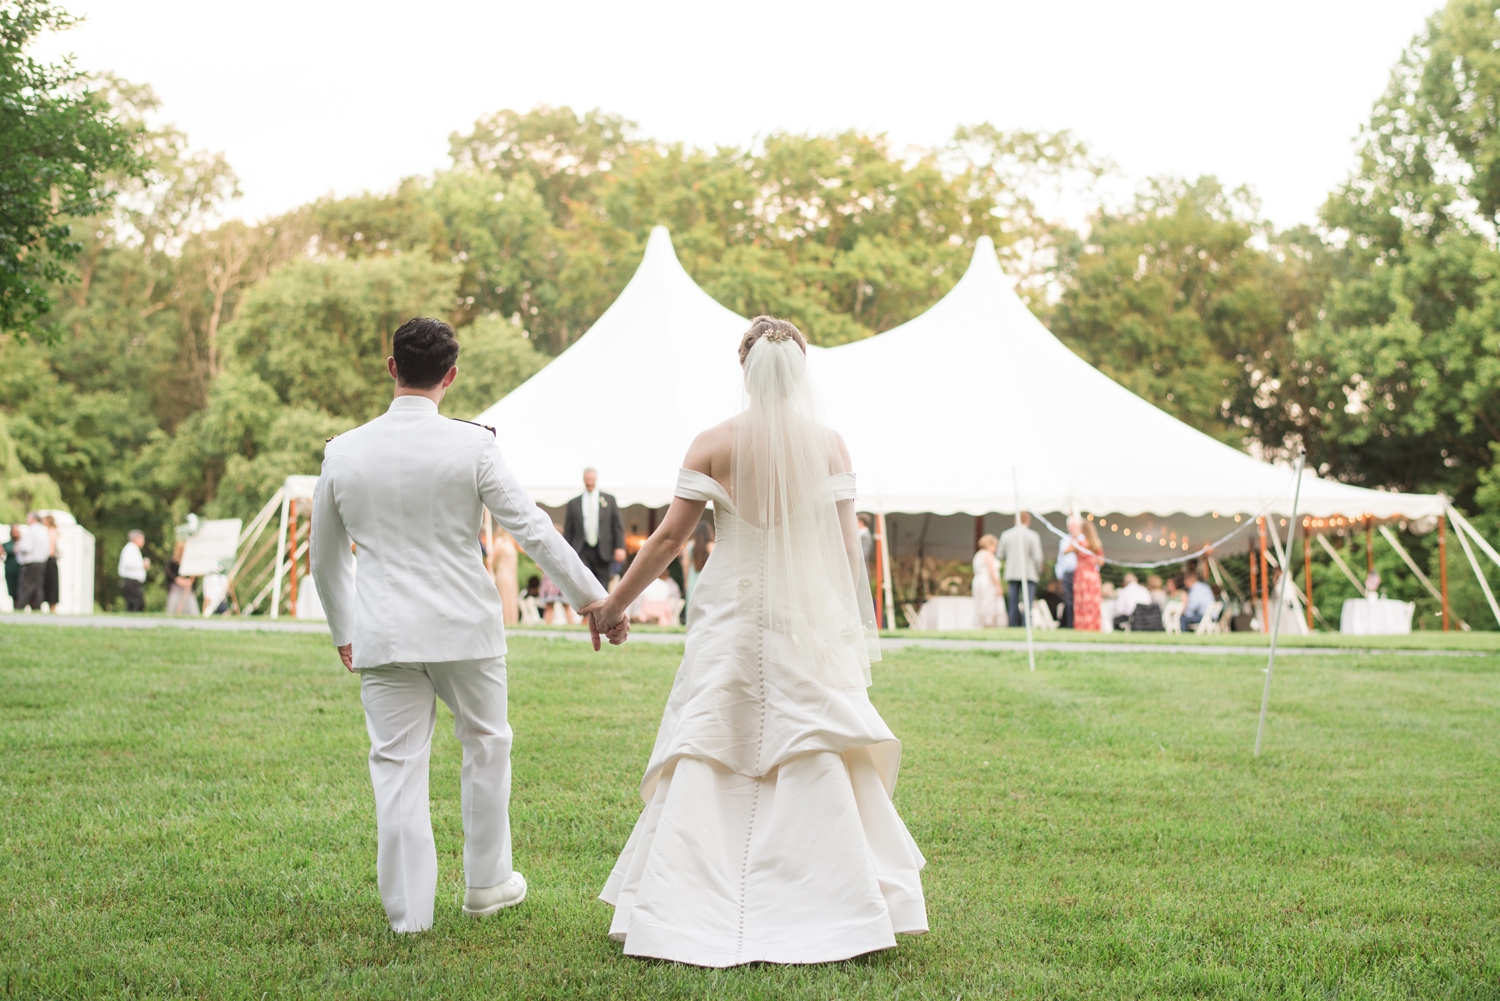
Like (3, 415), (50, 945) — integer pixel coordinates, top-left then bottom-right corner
(40, 0), (1440, 229)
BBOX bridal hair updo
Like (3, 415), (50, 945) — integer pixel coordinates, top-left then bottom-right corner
(738, 316), (807, 365)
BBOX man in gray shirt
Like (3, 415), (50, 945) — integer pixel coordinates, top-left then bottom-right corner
(998, 512), (1044, 628)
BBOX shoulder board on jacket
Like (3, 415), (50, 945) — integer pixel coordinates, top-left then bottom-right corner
(451, 418), (497, 437)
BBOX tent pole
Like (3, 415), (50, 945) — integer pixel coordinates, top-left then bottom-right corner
(1012, 468), (1035, 672)
(1366, 516), (1374, 579)
(1440, 516), (1450, 632)
(1448, 502), (1500, 629)
(974, 515), (984, 555)
(1258, 519), (1270, 632)
(873, 514), (884, 630)
(287, 499), (299, 618)
(1304, 520), (1314, 631)
(1256, 452), (1304, 757)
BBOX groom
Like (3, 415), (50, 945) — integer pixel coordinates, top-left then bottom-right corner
(312, 316), (627, 933)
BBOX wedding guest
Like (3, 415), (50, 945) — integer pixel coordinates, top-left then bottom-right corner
(1056, 514), (1084, 628)
(491, 528), (520, 625)
(857, 513), (875, 566)
(165, 539), (199, 616)
(1180, 569), (1216, 633)
(972, 533), (1001, 627)
(684, 519), (713, 604)
(14, 513), (49, 611)
(1072, 521), (1103, 631)
(118, 529), (149, 612)
(41, 515), (60, 612)
(998, 513), (1044, 627)
(1147, 574), (1166, 608)
(1163, 577), (1187, 632)
(563, 467), (626, 590)
(538, 573), (573, 624)
(519, 575), (543, 625)
(4, 525), (20, 608)
(1113, 572), (1152, 630)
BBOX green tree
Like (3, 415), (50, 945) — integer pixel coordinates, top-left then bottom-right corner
(439, 314), (548, 421)
(1297, 0), (1500, 507)
(1049, 178), (1326, 445)
(0, 2), (143, 338)
(224, 254), (459, 423)
(0, 411), (60, 521)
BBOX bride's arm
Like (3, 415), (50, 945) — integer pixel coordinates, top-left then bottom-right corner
(597, 428), (720, 628)
(600, 496), (706, 627)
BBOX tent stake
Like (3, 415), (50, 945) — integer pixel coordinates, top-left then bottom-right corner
(1256, 452), (1304, 757)
(1012, 468), (1035, 672)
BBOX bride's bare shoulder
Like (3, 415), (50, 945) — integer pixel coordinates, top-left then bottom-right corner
(682, 418), (734, 475)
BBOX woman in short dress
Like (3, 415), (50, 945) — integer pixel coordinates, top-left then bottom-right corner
(1071, 521), (1104, 631)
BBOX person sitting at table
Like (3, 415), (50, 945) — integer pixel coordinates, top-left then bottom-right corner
(1113, 572), (1153, 631)
(1146, 574), (1166, 609)
(1179, 569), (1216, 633)
(632, 571), (682, 626)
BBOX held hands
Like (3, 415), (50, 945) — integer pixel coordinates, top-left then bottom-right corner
(581, 599), (629, 651)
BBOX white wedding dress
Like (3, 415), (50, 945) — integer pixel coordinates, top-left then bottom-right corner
(600, 336), (927, 967)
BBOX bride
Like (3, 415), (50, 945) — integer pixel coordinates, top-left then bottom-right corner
(591, 316), (927, 967)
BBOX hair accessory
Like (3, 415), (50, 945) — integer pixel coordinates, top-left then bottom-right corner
(765, 327), (792, 342)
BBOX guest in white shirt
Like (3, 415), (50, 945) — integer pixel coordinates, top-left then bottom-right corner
(563, 469), (627, 590)
(14, 513), (50, 611)
(1055, 514), (1084, 627)
(1112, 573), (1153, 630)
(998, 513), (1044, 627)
(117, 529), (149, 612)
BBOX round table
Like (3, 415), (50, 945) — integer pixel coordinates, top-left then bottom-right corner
(1340, 596), (1414, 635)
(915, 596), (976, 630)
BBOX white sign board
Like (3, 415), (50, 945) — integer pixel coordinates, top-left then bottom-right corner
(179, 518), (243, 576)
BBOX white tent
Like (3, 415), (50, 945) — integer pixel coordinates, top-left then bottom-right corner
(817, 236), (1444, 524)
(474, 227), (1444, 548)
(475, 226), (764, 508)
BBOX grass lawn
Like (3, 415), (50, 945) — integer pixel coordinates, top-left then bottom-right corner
(2, 626), (1497, 999)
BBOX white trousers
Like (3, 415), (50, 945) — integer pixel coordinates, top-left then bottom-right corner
(359, 656), (512, 932)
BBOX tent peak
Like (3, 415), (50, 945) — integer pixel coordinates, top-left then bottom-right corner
(645, 225), (677, 259)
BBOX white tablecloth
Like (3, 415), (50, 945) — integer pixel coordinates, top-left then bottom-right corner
(1340, 597), (1414, 635)
(915, 596), (976, 630)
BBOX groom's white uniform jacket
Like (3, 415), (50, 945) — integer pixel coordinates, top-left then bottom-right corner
(311, 395), (605, 668)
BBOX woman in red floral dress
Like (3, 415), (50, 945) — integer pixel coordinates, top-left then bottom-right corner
(1070, 521), (1104, 631)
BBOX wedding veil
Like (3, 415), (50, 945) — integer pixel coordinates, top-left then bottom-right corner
(728, 329), (881, 688)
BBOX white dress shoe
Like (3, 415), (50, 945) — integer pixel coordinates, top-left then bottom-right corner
(462, 871), (527, 917)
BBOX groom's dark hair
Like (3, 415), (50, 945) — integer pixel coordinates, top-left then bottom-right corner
(392, 317), (460, 388)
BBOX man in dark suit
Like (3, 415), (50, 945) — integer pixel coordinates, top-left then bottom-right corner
(563, 467), (626, 590)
